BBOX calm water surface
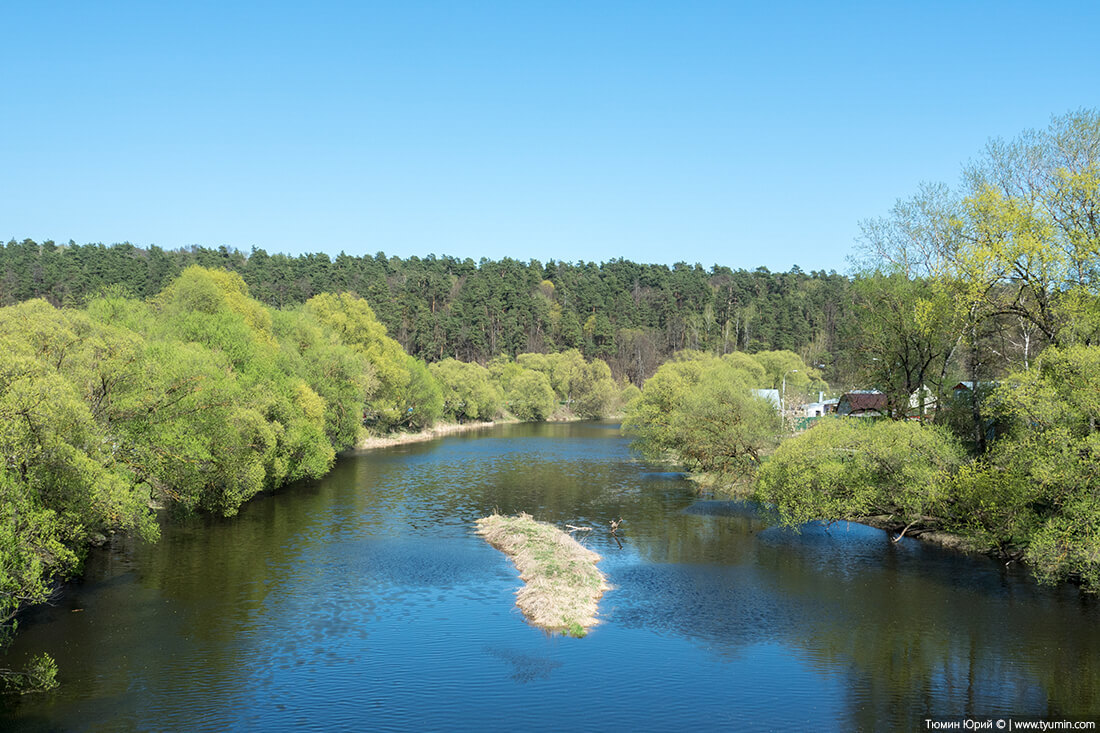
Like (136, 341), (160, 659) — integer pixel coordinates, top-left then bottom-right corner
(2, 422), (1098, 731)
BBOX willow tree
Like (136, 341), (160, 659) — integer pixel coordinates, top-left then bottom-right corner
(755, 418), (965, 537)
(305, 291), (441, 431)
(0, 306), (160, 691)
(622, 352), (781, 476)
(429, 358), (502, 422)
(945, 345), (1100, 589)
(962, 109), (1100, 347)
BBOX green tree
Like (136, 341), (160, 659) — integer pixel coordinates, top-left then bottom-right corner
(961, 345), (1100, 588)
(671, 365), (782, 474)
(962, 109), (1100, 347)
(621, 352), (713, 461)
(623, 353), (782, 473)
(504, 369), (556, 421)
(848, 274), (963, 418)
(429, 358), (502, 422)
(270, 308), (376, 451)
(396, 356), (443, 430)
(572, 358), (619, 419)
(755, 418), (965, 536)
(0, 305), (162, 690)
(304, 292), (418, 431)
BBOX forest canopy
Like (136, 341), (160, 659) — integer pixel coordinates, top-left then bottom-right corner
(0, 241), (851, 386)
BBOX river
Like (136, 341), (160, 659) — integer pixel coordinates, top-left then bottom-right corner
(1, 421), (1097, 731)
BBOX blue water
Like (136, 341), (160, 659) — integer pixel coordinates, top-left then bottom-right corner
(1, 422), (1097, 731)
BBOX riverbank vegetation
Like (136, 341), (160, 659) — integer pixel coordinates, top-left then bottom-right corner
(624, 109), (1100, 593)
(2, 107), (1097, 686)
(0, 266), (629, 690)
(622, 350), (823, 476)
(475, 513), (609, 637)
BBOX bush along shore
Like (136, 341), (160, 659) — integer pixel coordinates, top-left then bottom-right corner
(475, 513), (610, 637)
(0, 265), (634, 693)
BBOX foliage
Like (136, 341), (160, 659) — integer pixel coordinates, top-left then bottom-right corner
(518, 350), (585, 401)
(503, 369), (557, 422)
(961, 345), (1100, 588)
(0, 268), (407, 681)
(270, 308), (375, 451)
(845, 273), (964, 418)
(1, 652), (58, 693)
(623, 351), (785, 474)
(571, 358), (620, 419)
(672, 365), (782, 474)
(397, 356), (444, 430)
(961, 109), (1100, 348)
(755, 419), (965, 531)
(0, 304), (158, 691)
(303, 292), (433, 431)
(0, 241), (855, 385)
(0, 470), (78, 633)
(621, 353), (713, 461)
(428, 358), (502, 422)
(850, 110), (1100, 445)
(0, 306), (158, 541)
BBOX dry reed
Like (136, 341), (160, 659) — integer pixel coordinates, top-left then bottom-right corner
(476, 512), (610, 636)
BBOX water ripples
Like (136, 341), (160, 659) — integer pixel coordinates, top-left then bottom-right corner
(3, 422), (1100, 730)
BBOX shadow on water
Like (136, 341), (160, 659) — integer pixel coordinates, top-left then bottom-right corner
(2, 421), (1099, 731)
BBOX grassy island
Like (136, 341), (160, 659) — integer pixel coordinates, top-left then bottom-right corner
(476, 513), (610, 637)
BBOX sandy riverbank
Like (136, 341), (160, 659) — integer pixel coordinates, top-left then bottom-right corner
(355, 420), (516, 450)
(354, 411), (601, 451)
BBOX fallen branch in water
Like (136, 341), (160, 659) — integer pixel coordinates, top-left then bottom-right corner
(609, 517), (623, 549)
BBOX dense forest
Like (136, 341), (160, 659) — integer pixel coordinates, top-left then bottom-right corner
(0, 241), (852, 385)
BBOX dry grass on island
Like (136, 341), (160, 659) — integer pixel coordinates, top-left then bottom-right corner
(476, 513), (610, 637)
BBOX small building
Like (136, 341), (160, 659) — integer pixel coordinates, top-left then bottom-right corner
(802, 398), (838, 418)
(750, 388), (781, 412)
(952, 381), (997, 396)
(951, 381), (999, 407)
(837, 390), (887, 417)
(908, 385), (937, 416)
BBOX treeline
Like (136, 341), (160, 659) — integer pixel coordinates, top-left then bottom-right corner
(623, 349), (826, 475)
(625, 109), (1100, 594)
(0, 240), (852, 385)
(0, 265), (628, 690)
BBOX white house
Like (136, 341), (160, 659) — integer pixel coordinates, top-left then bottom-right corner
(750, 388), (781, 412)
(802, 398), (838, 417)
(908, 385), (937, 415)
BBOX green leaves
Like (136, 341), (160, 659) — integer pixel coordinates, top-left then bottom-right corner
(623, 351), (790, 475)
(572, 358), (619, 419)
(304, 292), (437, 431)
(755, 419), (964, 531)
(504, 369), (557, 422)
(429, 358), (502, 422)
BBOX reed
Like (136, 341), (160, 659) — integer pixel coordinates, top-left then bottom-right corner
(476, 512), (610, 637)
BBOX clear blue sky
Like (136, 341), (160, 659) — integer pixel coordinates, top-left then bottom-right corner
(3, 1), (1098, 273)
